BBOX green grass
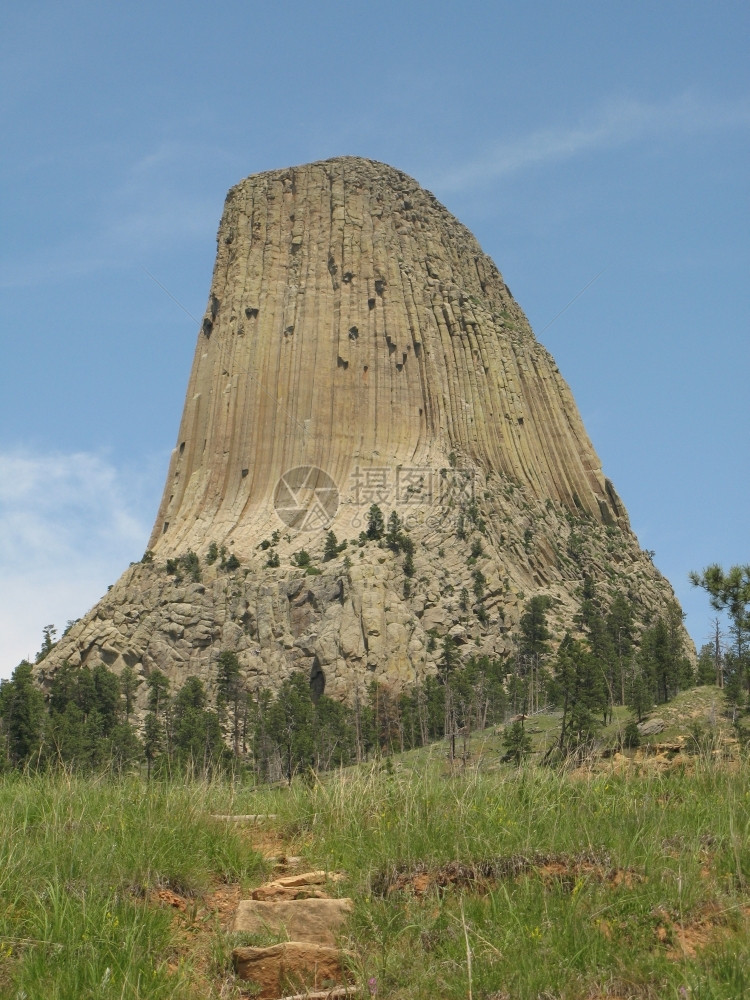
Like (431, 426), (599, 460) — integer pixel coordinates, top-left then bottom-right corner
(292, 761), (750, 998)
(0, 774), (266, 999)
(2, 741), (749, 998)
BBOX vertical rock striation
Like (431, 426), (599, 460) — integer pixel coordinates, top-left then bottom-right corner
(150, 157), (621, 558)
(35, 157), (687, 702)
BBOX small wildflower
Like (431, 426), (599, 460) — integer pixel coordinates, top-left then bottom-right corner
(368, 976), (378, 996)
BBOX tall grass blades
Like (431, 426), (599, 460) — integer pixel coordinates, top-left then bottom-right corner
(1, 754), (749, 998)
(0, 772), (265, 999)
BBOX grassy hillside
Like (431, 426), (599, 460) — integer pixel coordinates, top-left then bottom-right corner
(2, 700), (749, 999)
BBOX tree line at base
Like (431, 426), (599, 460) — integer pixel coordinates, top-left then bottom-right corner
(2, 566), (748, 777)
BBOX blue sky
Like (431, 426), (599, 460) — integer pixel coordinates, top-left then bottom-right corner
(1, 1), (747, 676)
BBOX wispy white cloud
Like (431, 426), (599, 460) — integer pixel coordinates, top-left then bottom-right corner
(0, 195), (218, 291)
(0, 449), (158, 677)
(435, 92), (750, 193)
(0, 139), (228, 290)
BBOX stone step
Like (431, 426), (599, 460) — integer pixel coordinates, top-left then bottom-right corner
(233, 897), (354, 947)
(252, 870), (346, 901)
(277, 988), (359, 1000)
(232, 941), (353, 999)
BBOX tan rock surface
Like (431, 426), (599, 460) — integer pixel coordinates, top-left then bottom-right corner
(233, 897), (354, 946)
(232, 941), (349, 998)
(150, 157), (621, 552)
(252, 870), (330, 901)
(34, 157), (692, 700)
(252, 885), (328, 901)
(264, 871), (328, 887)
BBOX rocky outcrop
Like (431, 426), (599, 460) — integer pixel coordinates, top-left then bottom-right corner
(34, 157), (689, 701)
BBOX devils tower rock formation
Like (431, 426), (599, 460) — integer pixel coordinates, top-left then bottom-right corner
(35, 157), (686, 702)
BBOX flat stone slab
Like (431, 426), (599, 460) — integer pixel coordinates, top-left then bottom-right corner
(232, 941), (349, 998)
(233, 897), (354, 946)
(252, 870), (335, 901)
(252, 884), (328, 901)
(276, 989), (358, 1000)
(209, 813), (278, 822)
(273, 871), (327, 887)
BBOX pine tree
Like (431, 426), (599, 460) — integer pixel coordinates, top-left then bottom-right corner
(143, 712), (162, 780)
(403, 550), (415, 578)
(120, 665), (142, 719)
(366, 504), (385, 540)
(517, 596), (552, 714)
(108, 721), (142, 774)
(519, 596), (551, 660)
(172, 677), (225, 774)
(690, 564), (750, 632)
(626, 669), (653, 723)
(472, 569), (486, 601)
(146, 669), (170, 717)
(92, 664), (120, 731)
(696, 642), (719, 686)
(502, 719), (532, 765)
(690, 564), (750, 702)
(217, 650), (245, 758)
(606, 592), (634, 705)
(36, 624), (57, 662)
(249, 688), (274, 780)
(323, 530), (340, 561)
(638, 603), (691, 705)
(553, 634), (605, 756)
(440, 634), (461, 682)
(266, 672), (316, 779)
(314, 695), (356, 768)
(385, 511), (403, 551)
(0, 662), (44, 767)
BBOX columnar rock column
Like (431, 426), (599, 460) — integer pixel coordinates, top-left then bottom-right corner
(149, 157), (624, 559)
